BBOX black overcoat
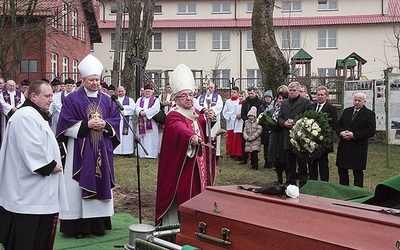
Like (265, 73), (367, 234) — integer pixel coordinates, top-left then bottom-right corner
(336, 106), (376, 170)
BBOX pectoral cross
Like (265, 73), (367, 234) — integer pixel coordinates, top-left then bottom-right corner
(91, 111), (101, 120)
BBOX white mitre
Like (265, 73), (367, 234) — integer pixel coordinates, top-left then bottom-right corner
(169, 63), (195, 93)
(78, 54), (103, 77)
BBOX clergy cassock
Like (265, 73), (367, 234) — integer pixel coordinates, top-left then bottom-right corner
(231, 101), (244, 157)
(135, 95), (160, 158)
(194, 92), (223, 156)
(155, 105), (216, 225)
(114, 95), (136, 155)
(0, 89), (25, 138)
(56, 87), (120, 234)
(222, 96), (239, 157)
(0, 102), (68, 249)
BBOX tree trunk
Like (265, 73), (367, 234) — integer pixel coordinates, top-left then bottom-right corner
(252, 0), (289, 92)
(122, 0), (155, 99)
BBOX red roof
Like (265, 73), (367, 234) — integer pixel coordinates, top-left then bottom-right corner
(98, 14), (400, 29)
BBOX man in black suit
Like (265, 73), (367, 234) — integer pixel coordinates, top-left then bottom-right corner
(278, 81), (310, 186)
(336, 92), (376, 188)
(308, 86), (338, 182)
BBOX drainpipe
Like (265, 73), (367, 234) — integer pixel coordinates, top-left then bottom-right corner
(235, 0), (237, 20)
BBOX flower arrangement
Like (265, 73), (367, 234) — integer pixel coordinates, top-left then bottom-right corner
(289, 110), (333, 161)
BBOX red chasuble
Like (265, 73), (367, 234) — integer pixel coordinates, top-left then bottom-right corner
(155, 107), (215, 225)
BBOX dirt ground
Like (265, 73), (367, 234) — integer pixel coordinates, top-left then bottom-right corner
(113, 184), (156, 224)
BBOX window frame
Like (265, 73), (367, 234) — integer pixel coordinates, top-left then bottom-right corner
(212, 31), (230, 50)
(51, 53), (58, 78)
(318, 29), (337, 49)
(212, 3), (231, 14)
(71, 8), (77, 38)
(318, 0), (338, 11)
(61, 2), (68, 33)
(282, 1), (302, 12)
(177, 31), (196, 50)
(20, 60), (38, 73)
(151, 32), (162, 51)
(281, 29), (301, 49)
(177, 3), (196, 15)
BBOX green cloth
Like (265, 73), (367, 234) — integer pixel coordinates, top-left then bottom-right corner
(357, 174), (400, 208)
(54, 213), (138, 249)
(300, 180), (373, 200)
(301, 175), (400, 209)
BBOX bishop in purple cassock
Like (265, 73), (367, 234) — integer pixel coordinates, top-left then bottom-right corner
(56, 54), (120, 238)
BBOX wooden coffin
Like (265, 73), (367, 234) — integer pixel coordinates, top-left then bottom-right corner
(176, 185), (400, 250)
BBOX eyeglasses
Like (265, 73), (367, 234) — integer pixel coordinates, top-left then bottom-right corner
(176, 93), (194, 99)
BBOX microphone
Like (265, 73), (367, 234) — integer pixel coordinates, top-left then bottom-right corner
(111, 95), (124, 111)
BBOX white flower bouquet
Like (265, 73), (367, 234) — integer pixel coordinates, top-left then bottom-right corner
(289, 110), (333, 160)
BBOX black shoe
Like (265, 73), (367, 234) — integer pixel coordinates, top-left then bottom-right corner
(239, 161), (247, 165)
(251, 165), (259, 170)
(264, 162), (272, 169)
(73, 233), (88, 239)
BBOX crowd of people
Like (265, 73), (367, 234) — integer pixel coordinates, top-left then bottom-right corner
(0, 57), (377, 248)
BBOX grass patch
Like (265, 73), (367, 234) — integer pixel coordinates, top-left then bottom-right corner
(114, 142), (400, 193)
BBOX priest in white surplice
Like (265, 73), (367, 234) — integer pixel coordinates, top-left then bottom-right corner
(135, 84), (160, 158)
(49, 78), (75, 134)
(0, 80), (68, 249)
(194, 82), (224, 158)
(114, 86), (136, 156)
(0, 80), (25, 138)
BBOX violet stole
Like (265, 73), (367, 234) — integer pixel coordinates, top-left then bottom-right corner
(138, 96), (155, 136)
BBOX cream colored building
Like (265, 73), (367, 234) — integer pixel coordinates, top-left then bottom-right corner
(93, 0), (400, 90)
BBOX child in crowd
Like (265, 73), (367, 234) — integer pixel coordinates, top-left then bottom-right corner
(243, 106), (263, 170)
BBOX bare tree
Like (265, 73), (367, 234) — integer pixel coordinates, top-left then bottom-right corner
(252, 0), (289, 92)
(0, 0), (84, 79)
(122, 0), (155, 99)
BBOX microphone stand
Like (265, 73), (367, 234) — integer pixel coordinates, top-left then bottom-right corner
(115, 104), (148, 224)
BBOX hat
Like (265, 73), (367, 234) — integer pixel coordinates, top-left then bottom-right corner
(65, 78), (75, 85)
(247, 106), (257, 117)
(78, 54), (103, 78)
(107, 84), (115, 91)
(264, 90), (273, 99)
(144, 83), (153, 90)
(76, 79), (82, 87)
(41, 78), (50, 83)
(169, 63), (195, 94)
(21, 79), (30, 86)
(51, 78), (61, 86)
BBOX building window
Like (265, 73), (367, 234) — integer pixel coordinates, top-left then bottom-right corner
(20, 60), (37, 73)
(318, 29), (337, 48)
(62, 2), (68, 33)
(212, 31), (230, 50)
(212, 3), (231, 13)
(282, 1), (302, 12)
(318, 0), (338, 10)
(146, 71), (162, 88)
(212, 69), (231, 89)
(71, 9), (77, 38)
(111, 32), (128, 51)
(246, 30), (253, 50)
(110, 5), (128, 14)
(72, 60), (78, 81)
(151, 33), (162, 51)
(246, 69), (262, 88)
(51, 53), (58, 78)
(62, 57), (69, 81)
(177, 3), (196, 14)
(282, 30), (301, 49)
(80, 22), (85, 41)
(52, 14), (58, 28)
(247, 3), (254, 12)
(154, 5), (162, 14)
(318, 68), (336, 76)
(178, 32), (196, 50)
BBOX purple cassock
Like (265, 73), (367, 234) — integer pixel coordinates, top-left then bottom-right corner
(56, 87), (120, 200)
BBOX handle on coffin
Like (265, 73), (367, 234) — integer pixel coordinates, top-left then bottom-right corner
(195, 222), (232, 246)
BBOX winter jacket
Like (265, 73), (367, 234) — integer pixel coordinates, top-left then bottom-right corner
(243, 119), (262, 152)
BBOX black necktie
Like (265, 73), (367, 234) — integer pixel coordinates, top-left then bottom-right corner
(352, 110), (358, 120)
(317, 104), (321, 112)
